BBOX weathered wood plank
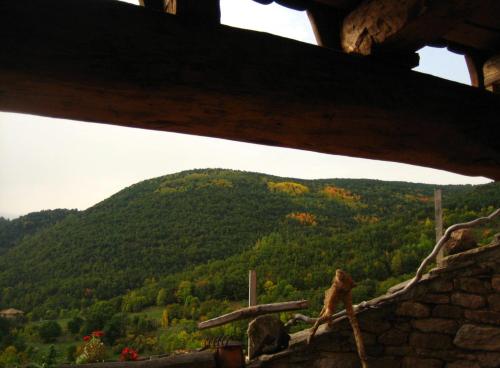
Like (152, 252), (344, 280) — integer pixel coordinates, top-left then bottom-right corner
(1, 0), (500, 179)
(341, 0), (487, 55)
(198, 300), (309, 329)
(484, 55), (500, 93)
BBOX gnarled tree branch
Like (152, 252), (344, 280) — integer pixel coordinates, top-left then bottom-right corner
(286, 208), (500, 326)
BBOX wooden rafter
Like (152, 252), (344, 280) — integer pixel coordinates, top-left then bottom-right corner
(341, 0), (488, 56)
(1, 0), (500, 179)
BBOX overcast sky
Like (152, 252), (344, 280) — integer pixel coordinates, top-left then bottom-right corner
(0, 0), (491, 219)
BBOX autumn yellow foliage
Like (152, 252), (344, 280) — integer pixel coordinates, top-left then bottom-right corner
(267, 181), (309, 195)
(354, 215), (380, 224)
(322, 185), (360, 204)
(210, 179), (233, 188)
(286, 212), (317, 226)
(404, 193), (432, 203)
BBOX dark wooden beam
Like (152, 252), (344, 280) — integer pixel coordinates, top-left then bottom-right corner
(1, 0), (500, 180)
(341, 0), (485, 56)
(484, 55), (500, 93)
(307, 2), (345, 49)
(166, 0), (220, 24)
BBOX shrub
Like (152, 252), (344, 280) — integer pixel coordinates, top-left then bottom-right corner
(38, 321), (62, 343)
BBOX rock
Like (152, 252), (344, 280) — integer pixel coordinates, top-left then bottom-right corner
(464, 310), (500, 325)
(451, 292), (485, 309)
(367, 356), (400, 368)
(412, 318), (458, 334)
(488, 294), (500, 312)
(453, 324), (500, 351)
(409, 332), (452, 350)
(492, 275), (500, 292)
(402, 357), (443, 368)
(445, 229), (477, 255)
(396, 302), (430, 318)
(384, 345), (412, 356)
(429, 280), (454, 293)
(432, 305), (463, 319)
(358, 316), (391, 334)
(247, 315), (290, 359)
(454, 277), (490, 294)
(314, 352), (360, 368)
(378, 328), (408, 346)
(446, 361), (480, 368)
(420, 294), (450, 304)
(477, 352), (500, 368)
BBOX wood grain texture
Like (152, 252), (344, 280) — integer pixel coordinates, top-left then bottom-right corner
(198, 300), (309, 329)
(1, 0), (500, 179)
(341, 0), (486, 55)
(484, 55), (500, 92)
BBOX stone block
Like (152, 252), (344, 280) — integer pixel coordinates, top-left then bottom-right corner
(445, 229), (477, 255)
(420, 294), (450, 304)
(367, 357), (400, 368)
(445, 361), (480, 368)
(453, 324), (500, 351)
(488, 294), (500, 312)
(314, 352), (360, 368)
(396, 302), (430, 318)
(394, 321), (411, 332)
(402, 357), (443, 368)
(378, 328), (408, 346)
(412, 318), (458, 334)
(365, 345), (384, 357)
(429, 280), (454, 293)
(477, 352), (500, 368)
(492, 275), (500, 292)
(464, 310), (500, 325)
(247, 315), (290, 359)
(451, 292), (485, 309)
(432, 305), (463, 319)
(358, 318), (391, 334)
(409, 332), (452, 350)
(454, 277), (490, 294)
(385, 346), (412, 356)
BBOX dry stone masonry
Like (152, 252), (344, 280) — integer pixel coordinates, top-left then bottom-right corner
(249, 239), (500, 368)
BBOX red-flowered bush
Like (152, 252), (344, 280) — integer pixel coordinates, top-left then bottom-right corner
(120, 347), (139, 361)
(76, 331), (106, 364)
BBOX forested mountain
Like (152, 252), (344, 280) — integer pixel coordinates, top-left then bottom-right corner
(0, 209), (77, 254)
(0, 169), (498, 320)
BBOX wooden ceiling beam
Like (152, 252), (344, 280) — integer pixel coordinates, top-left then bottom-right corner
(1, 0), (500, 180)
(341, 0), (487, 56)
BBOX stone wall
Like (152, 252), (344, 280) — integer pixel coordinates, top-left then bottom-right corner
(249, 241), (500, 368)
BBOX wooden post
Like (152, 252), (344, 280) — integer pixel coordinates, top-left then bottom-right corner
(248, 270), (257, 307)
(435, 189), (444, 265)
(248, 270), (257, 360)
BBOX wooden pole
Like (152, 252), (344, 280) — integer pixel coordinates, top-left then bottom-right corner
(248, 270), (257, 360)
(248, 270), (257, 307)
(197, 300), (309, 330)
(435, 189), (444, 264)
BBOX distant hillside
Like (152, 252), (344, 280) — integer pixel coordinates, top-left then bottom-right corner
(0, 209), (77, 254)
(0, 169), (498, 317)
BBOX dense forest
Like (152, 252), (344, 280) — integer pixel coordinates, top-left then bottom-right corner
(0, 169), (498, 365)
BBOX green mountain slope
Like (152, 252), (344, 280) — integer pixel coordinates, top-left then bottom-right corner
(0, 209), (77, 254)
(0, 169), (498, 317)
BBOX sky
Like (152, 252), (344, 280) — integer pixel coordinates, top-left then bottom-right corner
(0, 0), (491, 219)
